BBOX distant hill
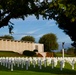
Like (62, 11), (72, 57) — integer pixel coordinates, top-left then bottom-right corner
(52, 43), (72, 52)
(59, 42), (72, 49)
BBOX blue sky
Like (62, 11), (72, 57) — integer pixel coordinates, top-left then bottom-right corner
(0, 15), (72, 44)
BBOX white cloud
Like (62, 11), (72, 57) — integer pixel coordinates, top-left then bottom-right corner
(26, 28), (42, 34)
(40, 0), (52, 2)
(48, 24), (55, 27)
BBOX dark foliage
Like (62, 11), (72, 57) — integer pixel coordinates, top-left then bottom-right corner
(21, 36), (35, 42)
(33, 49), (38, 52)
(23, 50), (36, 56)
(39, 33), (58, 52)
(0, 35), (14, 40)
(67, 47), (75, 55)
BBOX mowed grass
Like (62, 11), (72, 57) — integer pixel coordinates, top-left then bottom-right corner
(0, 51), (25, 57)
(54, 52), (76, 57)
(0, 62), (76, 75)
(0, 51), (76, 75)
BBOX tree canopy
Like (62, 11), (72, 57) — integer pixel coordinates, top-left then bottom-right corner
(67, 47), (75, 55)
(39, 33), (59, 52)
(0, 35), (14, 40)
(20, 36), (35, 42)
(45, 0), (76, 48)
(0, 0), (76, 48)
(0, 0), (48, 28)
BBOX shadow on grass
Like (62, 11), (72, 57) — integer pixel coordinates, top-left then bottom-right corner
(28, 65), (76, 75)
(0, 64), (76, 75)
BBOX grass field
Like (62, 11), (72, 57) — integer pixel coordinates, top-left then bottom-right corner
(0, 51), (75, 57)
(0, 51), (25, 57)
(54, 52), (76, 57)
(0, 51), (76, 75)
(0, 62), (76, 75)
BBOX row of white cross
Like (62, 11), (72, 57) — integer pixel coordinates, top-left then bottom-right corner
(0, 57), (76, 71)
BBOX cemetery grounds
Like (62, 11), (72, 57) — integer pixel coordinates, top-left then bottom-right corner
(0, 57), (76, 75)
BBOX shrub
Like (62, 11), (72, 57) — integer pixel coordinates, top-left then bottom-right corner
(67, 47), (75, 55)
(23, 50), (36, 56)
(46, 52), (54, 57)
(33, 49), (38, 52)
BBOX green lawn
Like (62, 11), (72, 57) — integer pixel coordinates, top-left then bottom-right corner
(0, 51), (76, 75)
(0, 51), (75, 57)
(0, 51), (25, 57)
(54, 52), (75, 57)
(0, 62), (76, 75)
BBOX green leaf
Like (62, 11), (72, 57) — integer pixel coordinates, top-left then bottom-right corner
(71, 18), (75, 22)
(0, 5), (2, 9)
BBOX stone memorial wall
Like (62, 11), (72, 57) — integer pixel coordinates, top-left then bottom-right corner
(0, 38), (44, 54)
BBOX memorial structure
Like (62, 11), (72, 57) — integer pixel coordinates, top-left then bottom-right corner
(0, 38), (44, 54)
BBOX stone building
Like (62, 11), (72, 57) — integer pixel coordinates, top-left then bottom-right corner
(0, 38), (44, 54)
